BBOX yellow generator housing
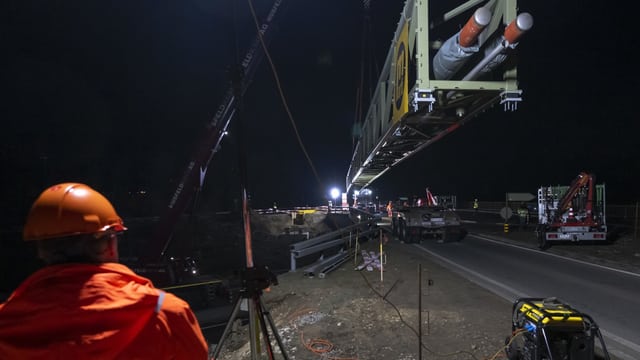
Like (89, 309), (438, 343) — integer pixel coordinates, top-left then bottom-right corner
(505, 297), (610, 360)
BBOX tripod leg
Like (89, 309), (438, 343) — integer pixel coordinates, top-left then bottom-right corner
(248, 297), (259, 360)
(212, 296), (243, 359)
(254, 296), (276, 359)
(258, 296), (290, 360)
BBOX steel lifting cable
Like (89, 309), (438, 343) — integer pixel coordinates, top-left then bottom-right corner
(354, 0), (379, 150)
(246, 0), (322, 190)
(247, 0), (345, 228)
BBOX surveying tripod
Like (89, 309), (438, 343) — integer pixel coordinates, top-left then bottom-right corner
(212, 265), (289, 360)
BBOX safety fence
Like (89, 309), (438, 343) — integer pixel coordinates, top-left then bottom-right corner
(461, 201), (640, 226)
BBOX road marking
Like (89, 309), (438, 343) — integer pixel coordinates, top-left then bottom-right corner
(471, 234), (640, 278)
(416, 236), (640, 359)
(599, 329), (640, 360)
(412, 243), (529, 300)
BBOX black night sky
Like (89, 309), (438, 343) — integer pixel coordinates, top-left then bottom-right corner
(3, 0), (639, 228)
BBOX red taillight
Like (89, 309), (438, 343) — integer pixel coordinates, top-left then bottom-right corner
(594, 233), (604, 239)
(548, 234), (558, 239)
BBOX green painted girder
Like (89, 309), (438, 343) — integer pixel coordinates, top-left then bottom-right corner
(346, 0), (524, 193)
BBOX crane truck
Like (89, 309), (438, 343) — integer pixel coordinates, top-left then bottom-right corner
(535, 172), (607, 250)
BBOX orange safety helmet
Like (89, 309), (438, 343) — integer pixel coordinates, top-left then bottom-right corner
(23, 183), (127, 241)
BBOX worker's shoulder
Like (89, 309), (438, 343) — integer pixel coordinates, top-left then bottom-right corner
(155, 291), (202, 326)
(158, 290), (194, 312)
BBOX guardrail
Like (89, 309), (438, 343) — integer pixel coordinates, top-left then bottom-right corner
(289, 218), (378, 274)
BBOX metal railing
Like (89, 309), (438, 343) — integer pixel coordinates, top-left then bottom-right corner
(289, 218), (378, 274)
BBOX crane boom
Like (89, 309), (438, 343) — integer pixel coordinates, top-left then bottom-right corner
(147, 0), (285, 263)
(555, 172), (592, 219)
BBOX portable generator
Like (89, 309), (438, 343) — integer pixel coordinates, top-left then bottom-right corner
(504, 297), (610, 360)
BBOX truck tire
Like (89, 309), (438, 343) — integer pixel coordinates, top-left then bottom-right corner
(403, 224), (415, 243)
(398, 220), (406, 243)
(401, 223), (418, 243)
(407, 227), (419, 243)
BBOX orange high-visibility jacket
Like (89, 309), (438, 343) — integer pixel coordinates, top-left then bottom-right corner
(0, 263), (209, 359)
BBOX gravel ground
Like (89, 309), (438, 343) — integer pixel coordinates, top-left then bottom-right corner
(216, 238), (514, 360)
(213, 211), (640, 360)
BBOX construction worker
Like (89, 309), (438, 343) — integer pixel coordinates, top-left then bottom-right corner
(517, 203), (529, 230)
(473, 198), (479, 216)
(0, 183), (209, 359)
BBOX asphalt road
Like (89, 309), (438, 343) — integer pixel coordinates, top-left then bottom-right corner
(413, 234), (640, 360)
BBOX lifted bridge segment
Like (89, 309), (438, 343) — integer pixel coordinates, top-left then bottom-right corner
(346, 0), (532, 193)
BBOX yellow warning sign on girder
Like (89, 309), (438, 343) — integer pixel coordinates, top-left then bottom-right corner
(392, 22), (409, 124)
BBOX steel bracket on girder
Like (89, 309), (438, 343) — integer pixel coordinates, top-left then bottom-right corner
(500, 90), (522, 111)
(412, 89), (436, 112)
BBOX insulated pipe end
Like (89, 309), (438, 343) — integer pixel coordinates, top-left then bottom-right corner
(504, 12), (534, 44)
(459, 7), (493, 47)
(516, 12), (534, 32)
(474, 7), (492, 27)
